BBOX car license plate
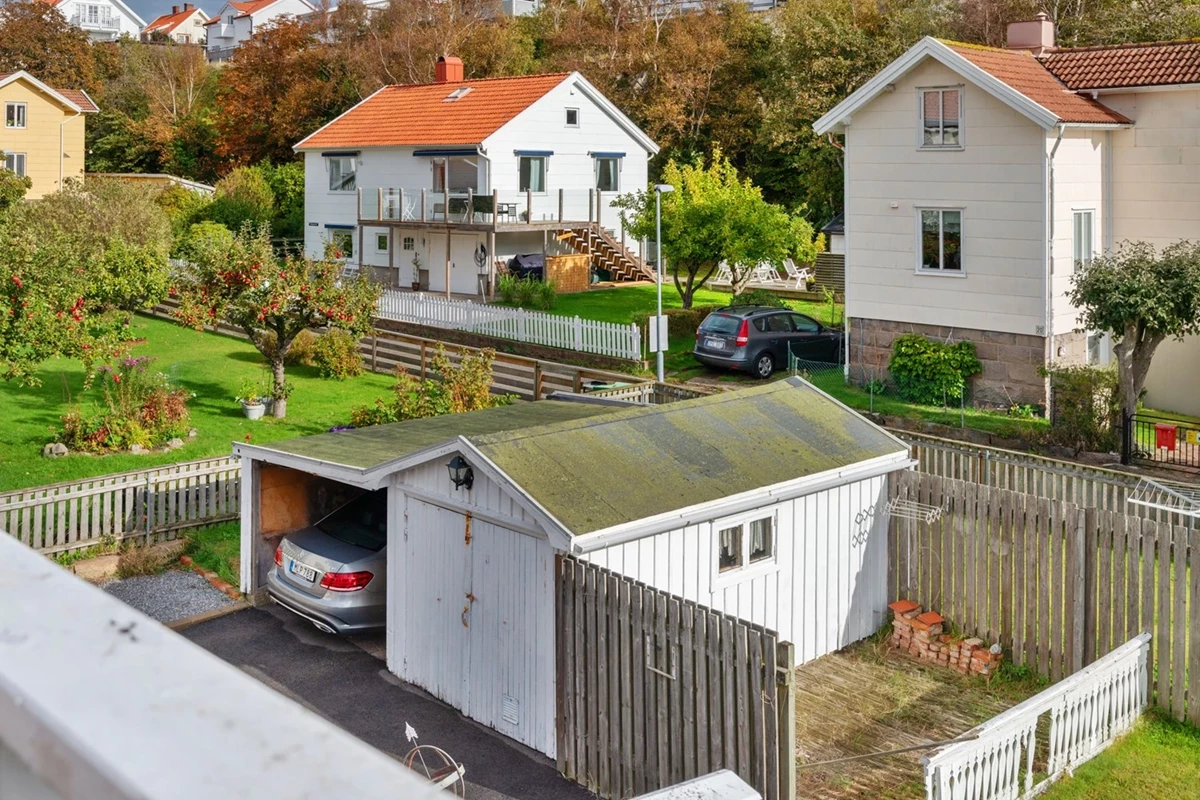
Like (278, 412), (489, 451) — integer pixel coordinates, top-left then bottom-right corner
(705, 338), (725, 350)
(289, 559), (317, 582)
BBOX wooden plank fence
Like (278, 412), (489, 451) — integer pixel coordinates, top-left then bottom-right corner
(0, 456), (240, 555)
(889, 470), (1200, 727)
(556, 557), (796, 800)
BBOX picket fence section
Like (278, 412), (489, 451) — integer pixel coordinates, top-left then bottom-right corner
(889, 470), (1200, 727)
(556, 557), (795, 800)
(923, 633), (1150, 800)
(0, 456), (240, 555)
(376, 290), (642, 362)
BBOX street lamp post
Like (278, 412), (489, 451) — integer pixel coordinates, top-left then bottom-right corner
(654, 183), (674, 383)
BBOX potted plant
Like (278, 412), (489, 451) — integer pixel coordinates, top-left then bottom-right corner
(236, 378), (267, 420)
(411, 252), (422, 292)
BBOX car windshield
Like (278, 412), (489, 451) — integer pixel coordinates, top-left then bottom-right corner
(699, 314), (741, 335)
(316, 491), (388, 552)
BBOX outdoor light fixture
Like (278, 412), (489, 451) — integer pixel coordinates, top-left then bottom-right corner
(447, 455), (474, 491)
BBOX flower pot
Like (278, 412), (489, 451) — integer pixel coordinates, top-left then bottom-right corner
(411, 281), (421, 292)
(241, 401), (266, 420)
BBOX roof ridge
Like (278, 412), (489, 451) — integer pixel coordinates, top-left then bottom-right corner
(380, 72), (571, 92)
(937, 38), (1016, 54)
(1044, 37), (1200, 55)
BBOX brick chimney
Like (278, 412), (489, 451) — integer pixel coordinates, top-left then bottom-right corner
(435, 56), (464, 84)
(184, 2), (193, 8)
(171, 4), (179, 12)
(1007, 12), (1055, 56)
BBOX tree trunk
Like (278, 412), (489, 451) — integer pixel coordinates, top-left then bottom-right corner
(1113, 323), (1165, 419)
(271, 356), (287, 419)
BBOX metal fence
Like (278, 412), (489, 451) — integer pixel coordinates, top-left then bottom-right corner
(1125, 411), (1200, 471)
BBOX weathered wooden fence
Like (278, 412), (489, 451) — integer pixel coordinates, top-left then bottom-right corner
(556, 557), (796, 800)
(889, 470), (1200, 726)
(0, 456), (240, 555)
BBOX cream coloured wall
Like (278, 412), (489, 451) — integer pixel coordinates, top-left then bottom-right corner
(0, 80), (86, 199)
(844, 59), (1047, 337)
(1048, 130), (1105, 343)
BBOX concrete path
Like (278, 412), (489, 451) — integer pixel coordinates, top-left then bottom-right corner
(183, 605), (594, 800)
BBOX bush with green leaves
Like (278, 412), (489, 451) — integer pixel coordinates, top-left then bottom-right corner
(888, 334), (982, 405)
(634, 305), (721, 339)
(1044, 364), (1121, 453)
(499, 275), (557, 310)
(313, 328), (364, 380)
(206, 166), (275, 231)
(57, 355), (192, 453)
(497, 273), (518, 304)
(730, 288), (787, 309)
(258, 160), (305, 240)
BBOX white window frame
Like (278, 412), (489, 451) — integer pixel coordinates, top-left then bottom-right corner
(1073, 209), (1095, 273)
(5, 102), (26, 129)
(712, 509), (778, 589)
(3, 152), (26, 177)
(594, 156), (620, 192)
(565, 107), (580, 128)
(327, 229), (354, 260)
(402, 236), (415, 251)
(915, 207), (965, 277)
(375, 233), (389, 253)
(518, 155), (548, 195)
(326, 155), (356, 193)
(917, 86), (965, 150)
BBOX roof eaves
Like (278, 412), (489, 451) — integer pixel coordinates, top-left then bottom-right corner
(293, 85), (390, 151)
(0, 71), (85, 114)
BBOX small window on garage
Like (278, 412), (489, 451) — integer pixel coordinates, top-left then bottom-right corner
(718, 524), (742, 571)
(716, 512), (775, 576)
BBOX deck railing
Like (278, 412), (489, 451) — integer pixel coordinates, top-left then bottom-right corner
(922, 633), (1150, 800)
(359, 187), (622, 229)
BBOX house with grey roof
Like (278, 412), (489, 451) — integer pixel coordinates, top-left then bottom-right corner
(233, 378), (912, 762)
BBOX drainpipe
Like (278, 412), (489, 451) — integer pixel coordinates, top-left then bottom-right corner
(1045, 124), (1065, 410)
(59, 109), (82, 190)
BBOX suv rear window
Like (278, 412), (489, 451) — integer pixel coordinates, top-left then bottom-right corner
(316, 491), (388, 552)
(699, 314), (740, 334)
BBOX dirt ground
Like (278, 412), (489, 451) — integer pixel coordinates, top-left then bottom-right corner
(794, 635), (1043, 799)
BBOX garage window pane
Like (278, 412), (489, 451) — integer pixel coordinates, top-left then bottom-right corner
(749, 517), (773, 563)
(718, 524), (742, 571)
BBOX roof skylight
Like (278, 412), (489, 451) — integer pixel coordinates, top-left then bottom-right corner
(444, 87), (472, 102)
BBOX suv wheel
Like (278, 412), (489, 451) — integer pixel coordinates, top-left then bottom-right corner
(754, 352), (775, 379)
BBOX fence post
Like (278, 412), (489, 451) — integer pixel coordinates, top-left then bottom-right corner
(776, 641), (796, 800)
(1083, 506), (1098, 666)
(534, 361), (543, 401)
(371, 335), (378, 372)
(144, 473), (152, 544)
(1071, 508), (1087, 674)
(1121, 411), (1133, 465)
(573, 317), (584, 351)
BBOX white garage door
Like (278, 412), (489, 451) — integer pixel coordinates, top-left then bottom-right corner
(396, 499), (557, 757)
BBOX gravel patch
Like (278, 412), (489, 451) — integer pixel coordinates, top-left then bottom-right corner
(103, 569), (233, 623)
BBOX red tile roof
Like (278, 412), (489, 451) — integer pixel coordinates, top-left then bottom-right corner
(0, 73), (98, 113)
(1042, 40), (1200, 90)
(205, 0), (277, 22)
(297, 73), (570, 150)
(945, 42), (1130, 124)
(144, 6), (201, 34)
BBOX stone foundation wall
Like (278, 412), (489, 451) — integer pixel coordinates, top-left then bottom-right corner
(848, 317), (1047, 407)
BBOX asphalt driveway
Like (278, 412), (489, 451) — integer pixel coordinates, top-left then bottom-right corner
(182, 605), (593, 800)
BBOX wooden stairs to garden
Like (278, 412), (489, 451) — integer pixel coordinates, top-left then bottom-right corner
(558, 225), (654, 282)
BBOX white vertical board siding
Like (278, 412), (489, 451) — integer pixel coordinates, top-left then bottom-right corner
(1048, 130), (1104, 338)
(582, 475), (891, 664)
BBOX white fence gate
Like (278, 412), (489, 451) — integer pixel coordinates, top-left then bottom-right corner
(923, 632), (1150, 800)
(376, 290), (642, 362)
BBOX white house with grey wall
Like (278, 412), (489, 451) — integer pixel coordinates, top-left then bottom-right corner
(815, 16), (1200, 409)
(233, 379), (912, 759)
(294, 57), (658, 296)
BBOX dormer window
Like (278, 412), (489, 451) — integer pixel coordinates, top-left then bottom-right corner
(444, 87), (472, 102)
(919, 87), (962, 148)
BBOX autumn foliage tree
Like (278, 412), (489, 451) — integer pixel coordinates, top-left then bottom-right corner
(173, 225), (380, 418)
(0, 0), (95, 90)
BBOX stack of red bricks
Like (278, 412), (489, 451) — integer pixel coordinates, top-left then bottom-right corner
(888, 599), (1002, 678)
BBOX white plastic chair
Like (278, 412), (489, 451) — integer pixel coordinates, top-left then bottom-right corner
(713, 262), (734, 285)
(783, 259), (813, 289)
(752, 263), (783, 284)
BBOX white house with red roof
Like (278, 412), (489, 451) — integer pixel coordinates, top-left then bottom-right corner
(36, 0), (144, 40)
(295, 57), (659, 297)
(815, 14), (1200, 409)
(141, 3), (208, 43)
(204, 0), (313, 61)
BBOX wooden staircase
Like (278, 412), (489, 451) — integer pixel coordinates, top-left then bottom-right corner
(557, 225), (654, 282)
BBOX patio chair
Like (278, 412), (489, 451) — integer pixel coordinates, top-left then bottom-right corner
(783, 259), (813, 290)
(713, 261), (734, 285)
(752, 263), (784, 285)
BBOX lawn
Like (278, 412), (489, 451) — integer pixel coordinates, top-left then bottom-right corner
(0, 315), (395, 492)
(186, 521), (241, 588)
(1039, 711), (1200, 799)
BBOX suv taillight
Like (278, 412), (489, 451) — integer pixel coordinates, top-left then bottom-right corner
(735, 319), (750, 347)
(320, 571), (374, 592)
(274, 544), (283, 567)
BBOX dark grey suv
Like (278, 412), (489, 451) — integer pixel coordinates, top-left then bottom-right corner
(693, 306), (843, 378)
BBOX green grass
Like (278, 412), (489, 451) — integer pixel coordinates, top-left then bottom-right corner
(186, 521), (241, 587)
(0, 315), (395, 492)
(1040, 711), (1200, 799)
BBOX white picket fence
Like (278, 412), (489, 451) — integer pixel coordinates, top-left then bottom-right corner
(923, 632), (1150, 800)
(376, 290), (642, 362)
(0, 456), (241, 555)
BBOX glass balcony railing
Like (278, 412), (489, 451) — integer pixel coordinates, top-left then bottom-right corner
(357, 187), (626, 228)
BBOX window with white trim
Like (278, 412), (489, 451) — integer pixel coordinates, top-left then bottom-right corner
(1073, 210), (1094, 272)
(3, 153), (25, 177)
(519, 156), (547, 193)
(595, 157), (619, 192)
(919, 87), (962, 148)
(5, 103), (26, 129)
(376, 233), (388, 252)
(327, 156), (356, 192)
(402, 236), (415, 251)
(716, 513), (775, 574)
(918, 208), (963, 272)
(565, 108), (579, 127)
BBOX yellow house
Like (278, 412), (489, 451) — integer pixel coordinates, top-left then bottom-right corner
(0, 71), (98, 199)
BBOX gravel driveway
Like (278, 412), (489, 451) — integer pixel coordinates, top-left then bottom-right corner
(103, 570), (233, 623)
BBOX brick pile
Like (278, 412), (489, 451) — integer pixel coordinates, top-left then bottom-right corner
(888, 599), (1003, 678)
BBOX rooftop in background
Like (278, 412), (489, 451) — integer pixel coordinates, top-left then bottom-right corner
(0, 71), (98, 113)
(821, 213), (844, 235)
(89, 172), (215, 195)
(1041, 39), (1200, 90)
(143, 2), (204, 34)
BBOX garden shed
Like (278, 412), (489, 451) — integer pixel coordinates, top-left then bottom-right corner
(233, 378), (912, 768)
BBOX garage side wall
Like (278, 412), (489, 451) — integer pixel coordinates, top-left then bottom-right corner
(581, 474), (891, 665)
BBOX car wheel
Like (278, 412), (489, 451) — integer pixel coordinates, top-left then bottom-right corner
(754, 352), (775, 379)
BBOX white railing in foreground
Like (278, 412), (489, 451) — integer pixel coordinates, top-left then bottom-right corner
(376, 290), (643, 362)
(923, 632), (1150, 800)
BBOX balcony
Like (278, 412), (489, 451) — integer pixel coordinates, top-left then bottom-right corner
(70, 12), (121, 31)
(358, 187), (625, 233)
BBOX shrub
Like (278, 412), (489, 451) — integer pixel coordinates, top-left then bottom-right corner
(533, 279), (558, 310)
(634, 305), (722, 338)
(115, 543), (174, 578)
(1045, 364), (1121, 453)
(285, 329), (319, 366)
(730, 288), (787, 309)
(313, 329), (364, 380)
(497, 274), (518, 304)
(888, 334), (982, 406)
(514, 277), (537, 307)
(206, 166), (275, 230)
(57, 356), (192, 453)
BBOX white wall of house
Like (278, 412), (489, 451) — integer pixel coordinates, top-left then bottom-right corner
(387, 460), (558, 758)
(58, 0), (143, 39)
(1143, 337), (1200, 416)
(1048, 130), (1105, 340)
(843, 60), (1047, 337)
(580, 474), (891, 666)
(0, 740), (62, 800)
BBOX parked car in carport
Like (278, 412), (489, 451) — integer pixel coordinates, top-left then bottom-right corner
(692, 306), (843, 378)
(267, 489), (388, 634)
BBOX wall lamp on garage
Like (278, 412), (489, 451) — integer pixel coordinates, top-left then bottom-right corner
(447, 455), (474, 491)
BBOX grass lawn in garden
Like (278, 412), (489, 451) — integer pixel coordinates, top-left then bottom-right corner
(1039, 711), (1200, 800)
(186, 521), (241, 588)
(0, 315), (395, 492)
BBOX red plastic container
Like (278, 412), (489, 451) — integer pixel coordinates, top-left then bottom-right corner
(1155, 423), (1177, 451)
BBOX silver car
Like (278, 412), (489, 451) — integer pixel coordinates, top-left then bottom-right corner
(267, 490), (387, 634)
